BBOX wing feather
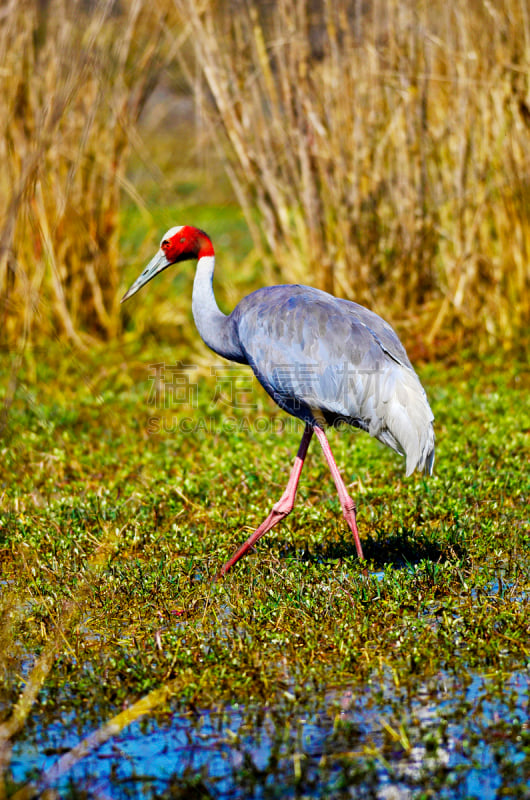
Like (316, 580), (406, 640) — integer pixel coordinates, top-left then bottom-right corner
(231, 285), (434, 474)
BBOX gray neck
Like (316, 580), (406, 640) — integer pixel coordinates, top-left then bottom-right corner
(191, 255), (244, 362)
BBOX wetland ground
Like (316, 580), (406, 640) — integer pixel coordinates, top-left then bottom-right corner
(0, 335), (528, 798)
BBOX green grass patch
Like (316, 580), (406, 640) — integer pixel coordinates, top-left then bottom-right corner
(0, 345), (528, 717)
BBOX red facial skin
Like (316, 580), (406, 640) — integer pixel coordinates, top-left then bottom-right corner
(161, 226), (214, 263)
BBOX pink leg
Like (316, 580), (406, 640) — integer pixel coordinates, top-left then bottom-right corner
(313, 426), (365, 561)
(219, 425), (314, 576)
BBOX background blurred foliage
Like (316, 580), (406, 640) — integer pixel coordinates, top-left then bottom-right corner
(0, 0), (529, 358)
(176, 0), (530, 353)
(0, 0), (174, 347)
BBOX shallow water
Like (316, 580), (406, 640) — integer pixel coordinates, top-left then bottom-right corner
(8, 666), (529, 798)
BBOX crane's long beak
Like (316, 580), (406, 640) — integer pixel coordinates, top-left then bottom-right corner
(121, 250), (172, 303)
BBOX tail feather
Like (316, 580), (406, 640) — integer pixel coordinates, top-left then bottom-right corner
(371, 365), (435, 476)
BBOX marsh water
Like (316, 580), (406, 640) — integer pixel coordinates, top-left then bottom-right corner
(8, 665), (529, 798)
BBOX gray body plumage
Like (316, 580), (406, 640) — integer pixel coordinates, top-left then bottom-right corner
(194, 264), (435, 477)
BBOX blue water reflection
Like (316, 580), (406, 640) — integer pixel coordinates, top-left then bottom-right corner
(9, 667), (529, 798)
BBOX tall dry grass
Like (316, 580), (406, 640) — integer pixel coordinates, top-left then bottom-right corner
(175, 0), (530, 350)
(0, 0), (172, 349)
(1, 0), (528, 356)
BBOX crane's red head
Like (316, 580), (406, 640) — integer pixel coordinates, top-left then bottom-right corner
(160, 225), (214, 263)
(121, 225), (214, 303)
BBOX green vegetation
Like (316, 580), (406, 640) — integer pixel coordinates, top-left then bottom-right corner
(1, 344), (528, 700)
(0, 340), (528, 793)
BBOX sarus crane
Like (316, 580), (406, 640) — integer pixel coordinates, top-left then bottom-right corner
(122, 226), (435, 575)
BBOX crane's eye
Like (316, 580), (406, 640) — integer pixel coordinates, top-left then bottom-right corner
(161, 239), (169, 247)
(179, 237), (186, 243)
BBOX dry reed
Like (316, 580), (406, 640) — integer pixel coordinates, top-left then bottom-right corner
(0, 0), (171, 349)
(174, 0), (530, 350)
(1, 0), (528, 354)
